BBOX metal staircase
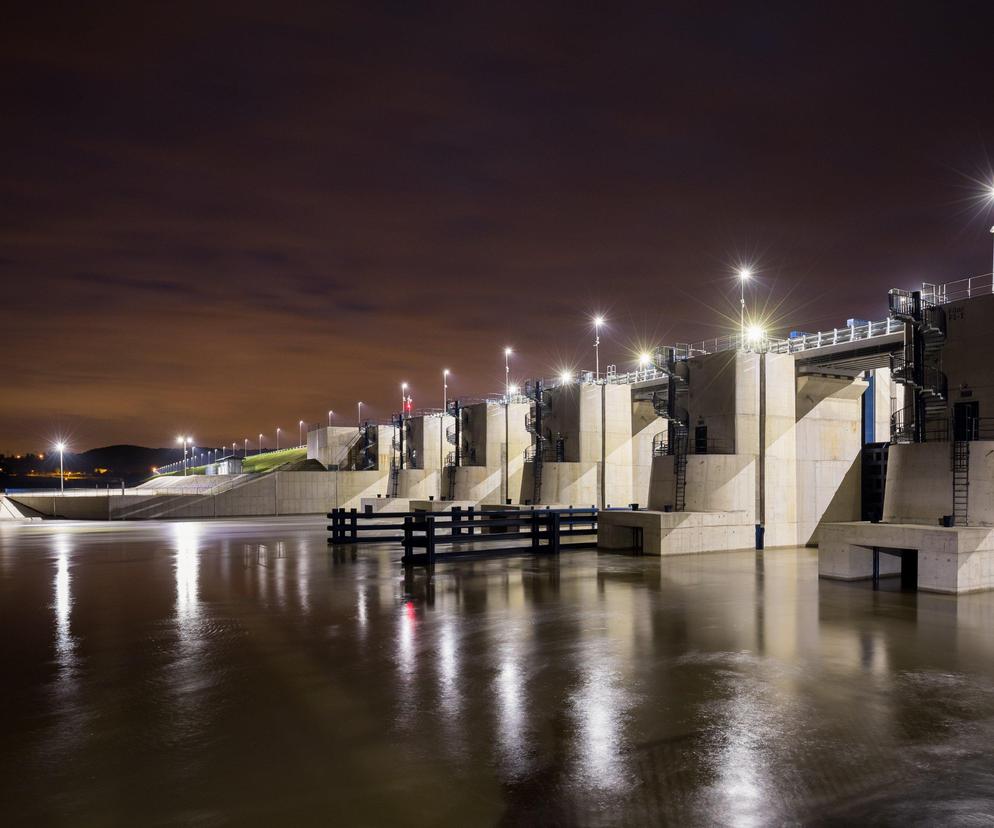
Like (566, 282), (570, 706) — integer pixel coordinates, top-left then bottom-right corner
(442, 400), (460, 501)
(953, 441), (969, 526)
(525, 380), (550, 504)
(348, 424), (378, 471)
(649, 348), (691, 511)
(888, 289), (948, 443)
(672, 424), (689, 512)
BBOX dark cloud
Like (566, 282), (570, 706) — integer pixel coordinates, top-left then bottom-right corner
(2, 1), (994, 451)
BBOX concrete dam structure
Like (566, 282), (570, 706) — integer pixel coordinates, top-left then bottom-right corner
(9, 275), (994, 593)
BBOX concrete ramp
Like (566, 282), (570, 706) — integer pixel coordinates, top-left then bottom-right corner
(0, 496), (43, 521)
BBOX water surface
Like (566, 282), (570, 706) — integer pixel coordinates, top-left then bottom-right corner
(2, 517), (994, 825)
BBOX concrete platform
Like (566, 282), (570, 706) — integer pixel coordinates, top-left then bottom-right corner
(598, 509), (754, 556)
(819, 522), (994, 594)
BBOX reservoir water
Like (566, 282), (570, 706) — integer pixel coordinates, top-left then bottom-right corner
(3, 517), (994, 825)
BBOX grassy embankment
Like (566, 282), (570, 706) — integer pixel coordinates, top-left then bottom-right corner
(154, 447), (306, 478)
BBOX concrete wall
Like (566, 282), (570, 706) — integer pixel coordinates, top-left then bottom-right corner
(536, 382), (639, 507)
(642, 349), (870, 548)
(521, 461), (599, 507)
(883, 442), (953, 525)
(883, 440), (994, 528)
(403, 413), (453, 471)
(649, 454), (755, 514)
(632, 400), (666, 507)
(940, 293), (994, 422)
(687, 349), (738, 452)
(599, 509), (754, 556)
(794, 374), (866, 546)
(307, 426), (359, 468)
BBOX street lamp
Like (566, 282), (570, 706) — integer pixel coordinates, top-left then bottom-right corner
(639, 352), (651, 381)
(357, 401), (363, 426)
(177, 435), (193, 475)
(299, 419), (304, 446)
(401, 382), (409, 418)
(258, 433), (264, 455)
(503, 348), (513, 504)
(276, 427), (281, 450)
(440, 369), (450, 501)
(328, 409), (335, 427)
(54, 442), (66, 494)
(243, 437), (248, 457)
(593, 316), (604, 379)
(738, 268), (752, 344)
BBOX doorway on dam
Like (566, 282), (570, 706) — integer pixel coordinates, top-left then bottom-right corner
(872, 547), (918, 591)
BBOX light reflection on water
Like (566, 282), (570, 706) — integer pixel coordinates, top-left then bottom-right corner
(173, 522), (201, 635)
(53, 535), (74, 662)
(4, 519), (994, 824)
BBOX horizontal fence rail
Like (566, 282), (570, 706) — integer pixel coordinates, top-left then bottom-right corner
(327, 505), (619, 568)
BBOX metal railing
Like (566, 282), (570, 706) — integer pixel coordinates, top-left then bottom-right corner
(923, 274), (994, 305)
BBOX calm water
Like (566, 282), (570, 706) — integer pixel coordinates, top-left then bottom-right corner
(3, 518), (994, 825)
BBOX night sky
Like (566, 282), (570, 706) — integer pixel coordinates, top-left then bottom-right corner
(4, 2), (994, 453)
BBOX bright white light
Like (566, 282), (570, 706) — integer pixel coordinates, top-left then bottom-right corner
(55, 442), (66, 452)
(504, 347), (512, 356)
(746, 325), (765, 342)
(443, 368), (450, 376)
(638, 352), (651, 366)
(508, 384), (519, 395)
(593, 315), (605, 327)
(987, 183), (994, 201)
(560, 371), (572, 384)
(738, 267), (752, 281)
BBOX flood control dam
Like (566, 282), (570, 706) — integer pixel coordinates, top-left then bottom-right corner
(7, 275), (994, 593)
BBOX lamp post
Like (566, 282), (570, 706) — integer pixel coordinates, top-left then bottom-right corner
(243, 438), (248, 457)
(440, 369), (450, 500)
(299, 419), (304, 447)
(357, 401), (363, 427)
(258, 433), (263, 455)
(328, 409), (334, 427)
(276, 427), (281, 450)
(593, 316), (604, 380)
(55, 442), (66, 494)
(504, 347), (513, 505)
(401, 382), (408, 417)
(738, 268), (752, 344)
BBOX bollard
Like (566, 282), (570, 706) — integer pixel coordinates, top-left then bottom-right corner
(755, 523), (765, 550)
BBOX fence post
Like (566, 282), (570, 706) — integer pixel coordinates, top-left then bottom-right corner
(468, 505), (475, 536)
(452, 505), (462, 537)
(402, 516), (413, 567)
(531, 510), (541, 551)
(350, 508), (358, 542)
(426, 516), (436, 570)
(549, 511), (561, 555)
